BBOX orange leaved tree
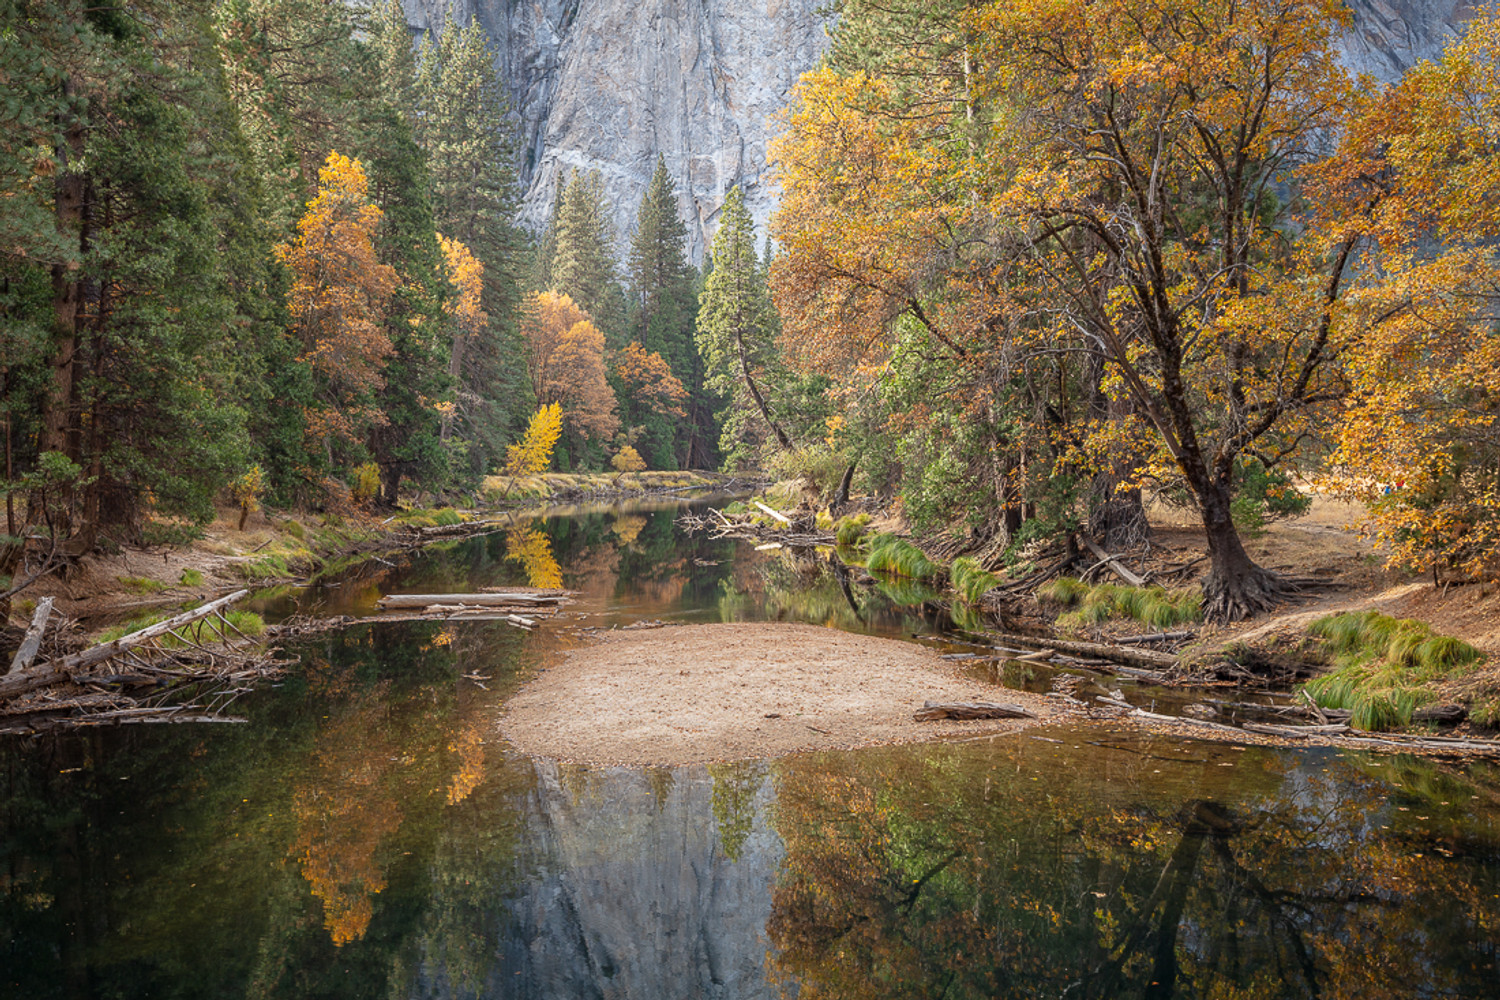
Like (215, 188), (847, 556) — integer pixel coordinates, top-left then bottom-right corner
(519, 291), (620, 446)
(277, 152), (399, 453)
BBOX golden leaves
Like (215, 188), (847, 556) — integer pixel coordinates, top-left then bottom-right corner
(276, 152), (398, 446)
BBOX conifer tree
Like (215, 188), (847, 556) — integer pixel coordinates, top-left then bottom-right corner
(411, 9), (529, 478)
(551, 169), (626, 345)
(697, 186), (792, 464)
(626, 156), (711, 466)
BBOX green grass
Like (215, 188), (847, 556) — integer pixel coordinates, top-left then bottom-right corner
(863, 534), (944, 582)
(950, 556), (1000, 605)
(1303, 611), (1485, 731)
(179, 568), (204, 587)
(97, 609), (266, 647)
(396, 507), (464, 528)
(117, 575), (168, 595)
(1040, 577), (1201, 630)
(835, 514), (872, 547)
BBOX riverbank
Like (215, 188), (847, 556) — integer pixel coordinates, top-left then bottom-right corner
(498, 623), (1065, 765)
(7, 472), (754, 631)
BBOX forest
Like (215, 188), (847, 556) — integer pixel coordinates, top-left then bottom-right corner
(3, 0), (1500, 623)
(0, 0), (788, 593)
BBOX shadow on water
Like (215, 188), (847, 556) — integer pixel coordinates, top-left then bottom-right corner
(3, 498), (1500, 998)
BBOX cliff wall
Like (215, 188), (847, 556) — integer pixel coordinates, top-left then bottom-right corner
(402, 0), (1477, 263)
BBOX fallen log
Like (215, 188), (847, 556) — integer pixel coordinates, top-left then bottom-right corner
(1115, 630), (1195, 645)
(986, 631), (1177, 670)
(914, 700), (1038, 722)
(1080, 536), (1147, 587)
(753, 501), (792, 524)
(377, 591), (570, 609)
(408, 520), (500, 538)
(7, 597), (54, 675)
(0, 590), (250, 702)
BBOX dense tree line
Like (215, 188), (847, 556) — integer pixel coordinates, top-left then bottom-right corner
(0, 0), (800, 600)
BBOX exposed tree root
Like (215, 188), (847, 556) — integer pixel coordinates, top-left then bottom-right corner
(1201, 564), (1301, 623)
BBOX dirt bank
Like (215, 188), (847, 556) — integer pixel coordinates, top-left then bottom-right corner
(497, 623), (1065, 766)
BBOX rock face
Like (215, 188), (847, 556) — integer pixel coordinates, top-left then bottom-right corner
(401, 0), (1475, 264)
(408, 761), (784, 999)
(1339, 0), (1477, 82)
(402, 0), (828, 263)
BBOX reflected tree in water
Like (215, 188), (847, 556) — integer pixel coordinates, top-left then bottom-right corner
(767, 744), (1500, 999)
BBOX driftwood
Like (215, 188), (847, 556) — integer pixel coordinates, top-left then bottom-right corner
(0, 590), (250, 701)
(1115, 630), (1195, 645)
(914, 700), (1038, 721)
(7, 597), (53, 675)
(986, 631), (1177, 670)
(377, 591), (570, 609)
(1080, 536), (1147, 587)
(1099, 696), (1500, 755)
(753, 501), (792, 524)
(407, 520), (500, 539)
(0, 590), (283, 734)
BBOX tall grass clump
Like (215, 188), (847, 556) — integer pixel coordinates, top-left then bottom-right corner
(863, 534), (944, 581)
(950, 556), (1000, 605)
(835, 514), (872, 547)
(1040, 578), (1201, 630)
(1303, 611), (1485, 731)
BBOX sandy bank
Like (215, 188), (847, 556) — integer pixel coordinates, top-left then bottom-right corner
(496, 623), (1063, 766)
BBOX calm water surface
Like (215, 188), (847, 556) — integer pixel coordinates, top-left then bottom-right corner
(3, 498), (1499, 998)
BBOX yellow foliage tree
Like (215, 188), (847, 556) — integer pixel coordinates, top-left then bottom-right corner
(504, 403), (563, 478)
(520, 291), (620, 442)
(611, 445), (647, 474)
(1310, 12), (1500, 580)
(276, 152), (399, 449)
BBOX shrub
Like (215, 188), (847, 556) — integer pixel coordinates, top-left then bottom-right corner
(179, 568), (204, 587)
(351, 462), (381, 505)
(611, 446), (647, 473)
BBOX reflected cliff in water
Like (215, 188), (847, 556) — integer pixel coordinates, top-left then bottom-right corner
(2, 499), (1499, 998)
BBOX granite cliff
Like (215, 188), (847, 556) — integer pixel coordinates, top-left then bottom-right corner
(401, 0), (1476, 263)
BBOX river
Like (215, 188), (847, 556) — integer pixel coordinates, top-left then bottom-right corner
(2, 497), (1498, 998)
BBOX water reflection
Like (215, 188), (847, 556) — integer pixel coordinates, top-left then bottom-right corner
(767, 735), (1500, 1000)
(2, 499), (1500, 998)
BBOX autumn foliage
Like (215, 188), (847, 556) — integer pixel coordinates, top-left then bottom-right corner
(277, 152), (399, 448)
(504, 403), (564, 478)
(519, 291), (619, 442)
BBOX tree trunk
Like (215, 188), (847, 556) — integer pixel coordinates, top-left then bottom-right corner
(1198, 483), (1287, 621)
(734, 331), (792, 449)
(41, 79), (86, 462)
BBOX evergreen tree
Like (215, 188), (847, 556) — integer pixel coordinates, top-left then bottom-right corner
(360, 101), (454, 504)
(697, 186), (792, 466)
(411, 10), (529, 479)
(551, 169), (626, 346)
(626, 156), (712, 467)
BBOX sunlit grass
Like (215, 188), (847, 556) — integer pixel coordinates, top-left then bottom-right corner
(863, 534), (944, 581)
(950, 556), (1000, 605)
(1041, 577), (1201, 631)
(1303, 611), (1485, 731)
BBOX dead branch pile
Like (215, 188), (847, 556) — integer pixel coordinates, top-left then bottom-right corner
(0, 590), (286, 735)
(677, 503), (834, 547)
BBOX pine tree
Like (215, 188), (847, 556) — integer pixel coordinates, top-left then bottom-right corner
(697, 186), (792, 465)
(551, 169), (626, 346)
(411, 10), (529, 479)
(360, 100), (453, 505)
(626, 156), (710, 466)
